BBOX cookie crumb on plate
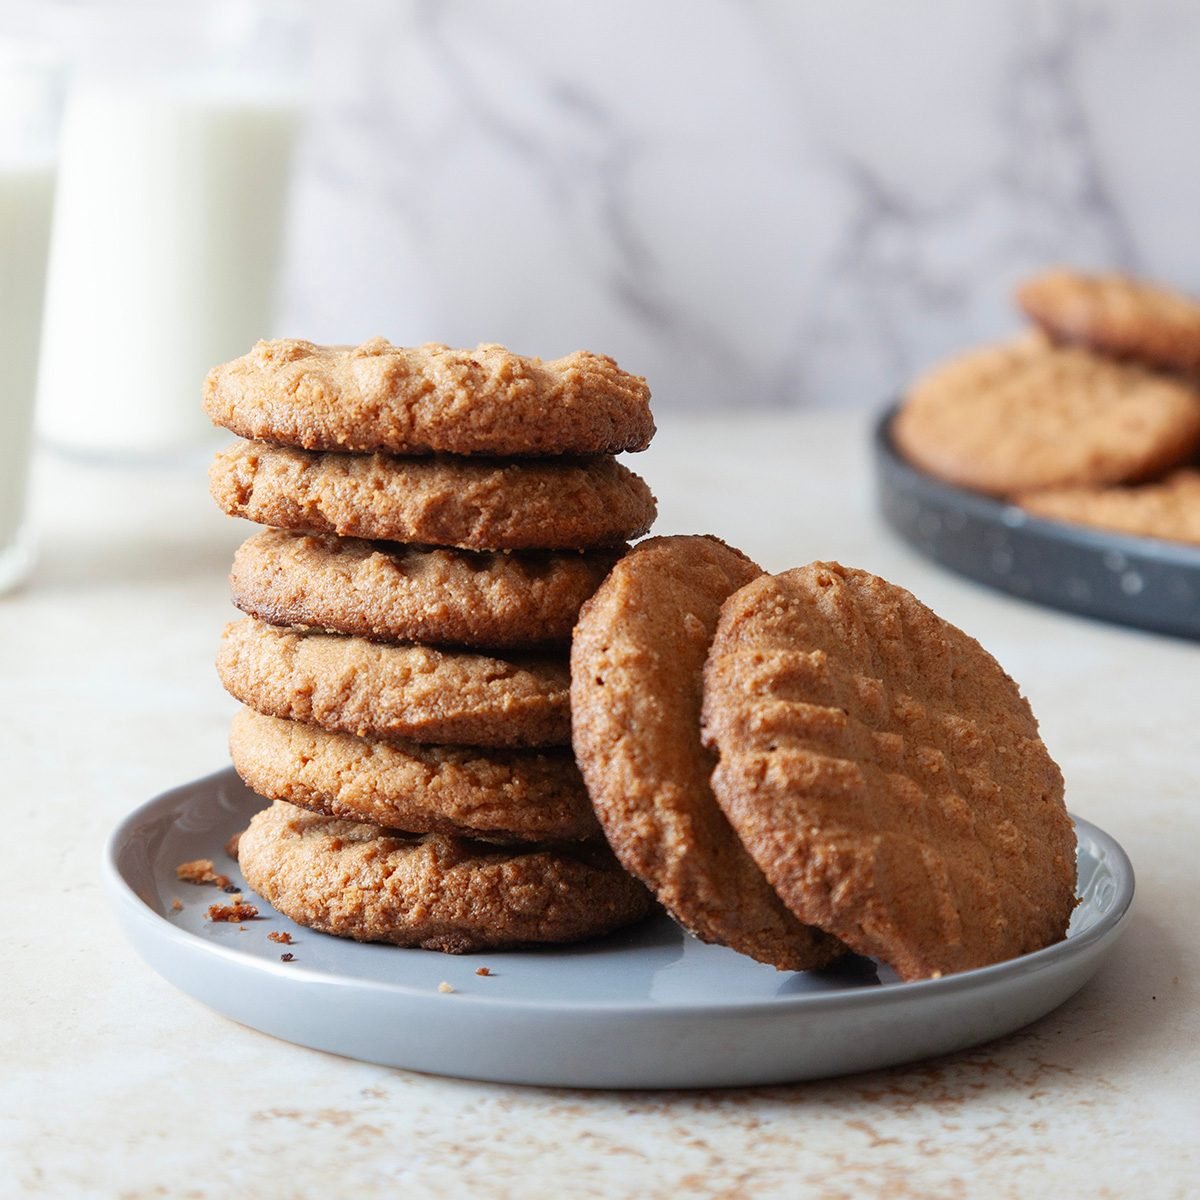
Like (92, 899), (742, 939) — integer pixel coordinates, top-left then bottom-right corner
(207, 902), (259, 923)
(176, 858), (230, 888)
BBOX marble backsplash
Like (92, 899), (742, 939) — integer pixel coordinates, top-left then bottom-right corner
(272, 1), (1200, 410)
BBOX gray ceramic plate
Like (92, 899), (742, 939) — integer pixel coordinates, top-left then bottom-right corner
(874, 406), (1200, 639)
(105, 770), (1134, 1089)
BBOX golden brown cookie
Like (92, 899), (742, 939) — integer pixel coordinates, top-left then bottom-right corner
(1017, 268), (1200, 373)
(701, 561), (1076, 982)
(1018, 468), (1200, 546)
(218, 616), (570, 748)
(209, 440), (655, 550)
(237, 800), (652, 952)
(204, 338), (654, 457)
(229, 708), (597, 841)
(230, 529), (620, 649)
(570, 535), (844, 972)
(893, 336), (1200, 495)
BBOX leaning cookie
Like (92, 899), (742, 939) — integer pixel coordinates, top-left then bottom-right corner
(218, 617), (570, 748)
(204, 339), (655, 457)
(701, 561), (1076, 982)
(229, 708), (598, 842)
(237, 800), (652, 952)
(210, 441), (656, 551)
(1017, 268), (1200, 374)
(1017, 468), (1200, 546)
(230, 529), (621, 649)
(892, 336), (1200, 494)
(570, 535), (844, 972)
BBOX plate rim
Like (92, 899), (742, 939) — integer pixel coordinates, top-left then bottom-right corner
(104, 768), (1137, 1019)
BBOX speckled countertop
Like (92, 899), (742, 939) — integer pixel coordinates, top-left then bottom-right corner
(4, 413), (1196, 1198)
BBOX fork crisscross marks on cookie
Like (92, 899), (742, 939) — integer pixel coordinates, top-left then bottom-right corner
(701, 562), (1075, 981)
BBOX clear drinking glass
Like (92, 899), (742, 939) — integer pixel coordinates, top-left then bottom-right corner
(35, 0), (306, 458)
(0, 36), (62, 592)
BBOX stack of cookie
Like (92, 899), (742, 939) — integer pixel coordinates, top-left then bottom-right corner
(893, 268), (1200, 545)
(203, 338), (657, 952)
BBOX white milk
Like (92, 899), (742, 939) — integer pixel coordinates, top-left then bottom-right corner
(36, 80), (296, 455)
(0, 158), (55, 584)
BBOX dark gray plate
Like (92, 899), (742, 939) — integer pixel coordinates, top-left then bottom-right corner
(874, 407), (1200, 639)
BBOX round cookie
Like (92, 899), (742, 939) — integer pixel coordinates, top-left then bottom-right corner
(892, 336), (1200, 495)
(229, 708), (598, 842)
(1018, 468), (1200, 546)
(218, 616), (570, 748)
(237, 800), (653, 953)
(230, 529), (621, 649)
(203, 338), (655, 457)
(1017, 268), (1200, 374)
(209, 441), (655, 550)
(700, 561), (1076, 982)
(570, 534), (844, 972)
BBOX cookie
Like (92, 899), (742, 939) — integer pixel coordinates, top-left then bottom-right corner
(230, 529), (620, 649)
(893, 336), (1200, 495)
(700, 562), (1076, 982)
(229, 708), (597, 842)
(204, 338), (654, 457)
(1017, 268), (1200, 374)
(237, 800), (652, 952)
(1018, 468), (1200, 546)
(570, 535), (844, 972)
(209, 441), (655, 551)
(218, 616), (570, 748)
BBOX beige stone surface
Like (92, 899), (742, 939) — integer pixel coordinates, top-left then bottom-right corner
(3, 416), (1196, 1198)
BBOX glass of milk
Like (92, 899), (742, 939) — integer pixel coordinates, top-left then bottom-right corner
(0, 41), (61, 593)
(36, 1), (304, 457)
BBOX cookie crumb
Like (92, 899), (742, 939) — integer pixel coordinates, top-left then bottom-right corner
(170, 899), (183, 913)
(475, 967), (492, 977)
(176, 858), (219, 885)
(268, 931), (293, 945)
(225, 832), (241, 861)
(437, 981), (455, 994)
(207, 902), (259, 923)
(280, 952), (295, 963)
(176, 858), (231, 889)
(222, 883), (242, 895)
